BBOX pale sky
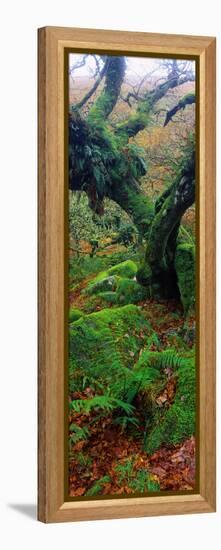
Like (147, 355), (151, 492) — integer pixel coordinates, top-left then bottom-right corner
(69, 53), (195, 81)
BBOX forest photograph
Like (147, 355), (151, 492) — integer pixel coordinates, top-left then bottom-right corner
(68, 52), (196, 498)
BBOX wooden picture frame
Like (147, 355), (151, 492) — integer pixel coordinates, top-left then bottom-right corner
(38, 26), (216, 523)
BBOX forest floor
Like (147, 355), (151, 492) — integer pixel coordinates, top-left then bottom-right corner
(69, 428), (195, 496)
(68, 243), (196, 497)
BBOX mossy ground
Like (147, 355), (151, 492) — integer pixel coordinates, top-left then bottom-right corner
(69, 306), (84, 323)
(69, 304), (153, 390)
(68, 245), (196, 495)
(143, 354), (195, 454)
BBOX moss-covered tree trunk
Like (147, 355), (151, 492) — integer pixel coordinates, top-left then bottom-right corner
(107, 177), (154, 238)
(137, 150), (195, 298)
(69, 111), (153, 236)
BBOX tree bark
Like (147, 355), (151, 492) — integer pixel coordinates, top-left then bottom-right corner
(164, 93), (195, 126)
(87, 56), (126, 122)
(137, 150), (195, 298)
(107, 177), (154, 238)
(115, 74), (195, 141)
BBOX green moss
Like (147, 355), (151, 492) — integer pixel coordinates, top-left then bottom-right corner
(87, 57), (126, 124)
(127, 192), (154, 238)
(89, 275), (149, 307)
(86, 275), (119, 296)
(69, 305), (152, 390)
(108, 260), (137, 278)
(97, 291), (118, 304)
(116, 100), (152, 139)
(82, 295), (105, 314)
(116, 277), (149, 305)
(116, 113), (149, 138)
(88, 260), (138, 288)
(180, 93), (195, 107)
(69, 307), (84, 323)
(145, 354), (196, 454)
(175, 243), (195, 314)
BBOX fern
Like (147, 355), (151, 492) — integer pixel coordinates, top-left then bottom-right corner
(70, 395), (114, 414)
(113, 415), (139, 429)
(69, 423), (90, 444)
(146, 331), (161, 350)
(129, 470), (160, 492)
(135, 348), (185, 371)
(70, 395), (135, 416)
(85, 476), (111, 496)
(179, 224), (194, 245)
(129, 367), (160, 396)
(114, 458), (134, 482)
(114, 458), (159, 492)
(113, 398), (135, 415)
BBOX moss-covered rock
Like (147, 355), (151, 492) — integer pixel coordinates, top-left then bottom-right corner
(107, 259), (137, 278)
(97, 291), (118, 304)
(86, 275), (119, 296)
(69, 305), (152, 388)
(175, 243), (195, 314)
(145, 354), (195, 454)
(88, 260), (138, 289)
(69, 306), (84, 323)
(93, 276), (149, 306)
(116, 277), (149, 305)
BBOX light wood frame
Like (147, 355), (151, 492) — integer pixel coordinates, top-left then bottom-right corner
(38, 26), (216, 523)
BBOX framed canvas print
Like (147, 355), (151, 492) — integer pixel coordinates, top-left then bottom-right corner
(38, 27), (216, 523)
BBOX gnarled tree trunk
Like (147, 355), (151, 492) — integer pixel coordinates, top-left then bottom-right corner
(137, 150), (195, 298)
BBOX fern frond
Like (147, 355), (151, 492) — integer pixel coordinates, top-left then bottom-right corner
(113, 398), (135, 415)
(135, 348), (187, 371)
(69, 423), (90, 444)
(70, 395), (115, 414)
(85, 475), (111, 496)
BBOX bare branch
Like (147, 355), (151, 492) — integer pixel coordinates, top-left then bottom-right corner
(72, 58), (108, 111)
(92, 55), (106, 77)
(120, 91), (143, 107)
(69, 55), (88, 75)
(115, 71), (195, 139)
